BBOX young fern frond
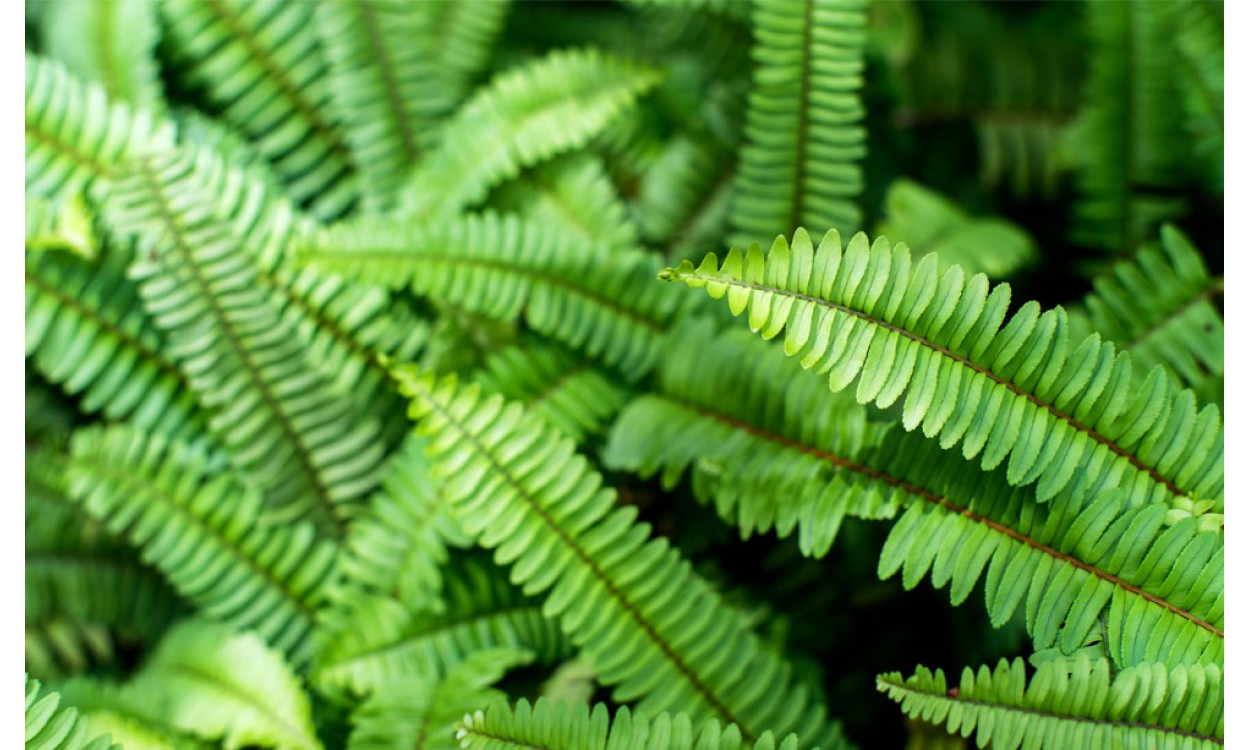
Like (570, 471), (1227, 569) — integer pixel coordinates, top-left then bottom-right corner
(606, 323), (1222, 667)
(456, 699), (802, 750)
(490, 153), (640, 252)
(660, 228), (1224, 510)
(312, 557), (569, 699)
(1070, 225), (1222, 407)
(304, 213), (699, 381)
(346, 648), (529, 750)
(1068, 0), (1189, 254)
(394, 366), (849, 749)
(397, 48), (660, 219)
(64, 425), (338, 663)
(475, 340), (634, 443)
(123, 619), (324, 750)
(26, 249), (207, 442)
(877, 657), (1223, 750)
(102, 150), (388, 527)
(159, 0), (357, 218)
(875, 179), (1037, 279)
(730, 0), (868, 248)
(25, 53), (175, 203)
(40, 0), (163, 109)
(25, 677), (120, 750)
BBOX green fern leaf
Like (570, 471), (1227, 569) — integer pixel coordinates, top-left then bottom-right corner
(54, 678), (209, 750)
(346, 648), (529, 750)
(159, 0), (357, 218)
(661, 227), (1224, 510)
(40, 0), (163, 108)
(26, 249), (207, 442)
(101, 150), (388, 527)
(312, 557), (569, 699)
(397, 48), (660, 219)
(1168, 1), (1222, 195)
(1068, 0), (1189, 254)
(304, 212), (698, 381)
(731, 0), (868, 247)
(25, 677), (119, 750)
(26, 194), (97, 259)
(877, 656), (1222, 749)
(633, 135), (736, 259)
(456, 699), (803, 750)
(475, 340), (634, 443)
(876, 179), (1037, 278)
(25, 53), (175, 203)
(124, 618), (324, 750)
(64, 425), (338, 663)
(408, 0), (511, 100)
(1071, 225), (1222, 407)
(394, 366), (849, 748)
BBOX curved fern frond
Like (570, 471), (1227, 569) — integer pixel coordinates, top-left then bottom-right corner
(40, 0), (162, 108)
(606, 321), (893, 557)
(64, 425), (338, 663)
(102, 150), (388, 527)
(26, 249), (206, 442)
(312, 557), (569, 699)
(877, 656), (1223, 750)
(346, 648), (529, 750)
(395, 367), (848, 748)
(730, 0), (868, 248)
(456, 699), (802, 750)
(661, 228), (1224, 510)
(305, 213), (699, 381)
(875, 179), (1037, 278)
(490, 153), (640, 252)
(1071, 225), (1222, 407)
(124, 618), (324, 750)
(475, 340), (634, 443)
(605, 322), (1222, 667)
(25, 53), (175, 202)
(25, 677), (119, 750)
(159, 0), (357, 218)
(398, 48), (660, 219)
(1068, 0), (1189, 254)
(315, 0), (448, 212)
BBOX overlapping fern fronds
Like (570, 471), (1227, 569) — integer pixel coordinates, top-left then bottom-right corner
(394, 366), (849, 749)
(661, 228), (1224, 511)
(39, 0), (163, 108)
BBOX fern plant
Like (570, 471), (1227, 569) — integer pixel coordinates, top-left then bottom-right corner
(25, 1), (1222, 749)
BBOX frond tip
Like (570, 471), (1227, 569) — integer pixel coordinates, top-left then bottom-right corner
(660, 227), (1223, 510)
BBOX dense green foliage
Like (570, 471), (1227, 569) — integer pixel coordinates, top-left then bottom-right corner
(24, 1), (1222, 749)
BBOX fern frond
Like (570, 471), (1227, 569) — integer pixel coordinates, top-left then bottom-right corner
(875, 179), (1037, 278)
(25, 677), (119, 750)
(475, 340), (634, 443)
(633, 135), (736, 259)
(409, 0), (511, 99)
(605, 321), (1222, 666)
(312, 557), (569, 699)
(305, 213), (698, 381)
(346, 648), (529, 750)
(54, 678), (209, 750)
(124, 618), (324, 750)
(398, 48), (660, 219)
(328, 433), (469, 615)
(159, 0), (357, 218)
(40, 0), (163, 108)
(1068, 0), (1189, 254)
(101, 150), (388, 527)
(456, 699), (802, 750)
(315, 0), (448, 213)
(64, 425), (338, 663)
(26, 194), (97, 259)
(1072, 225), (1222, 407)
(878, 657), (1222, 750)
(490, 153), (640, 251)
(606, 321), (893, 557)
(25, 53), (175, 202)
(1168, 1), (1222, 194)
(661, 228), (1224, 510)
(730, 0), (868, 248)
(395, 367), (848, 748)
(26, 250), (206, 442)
